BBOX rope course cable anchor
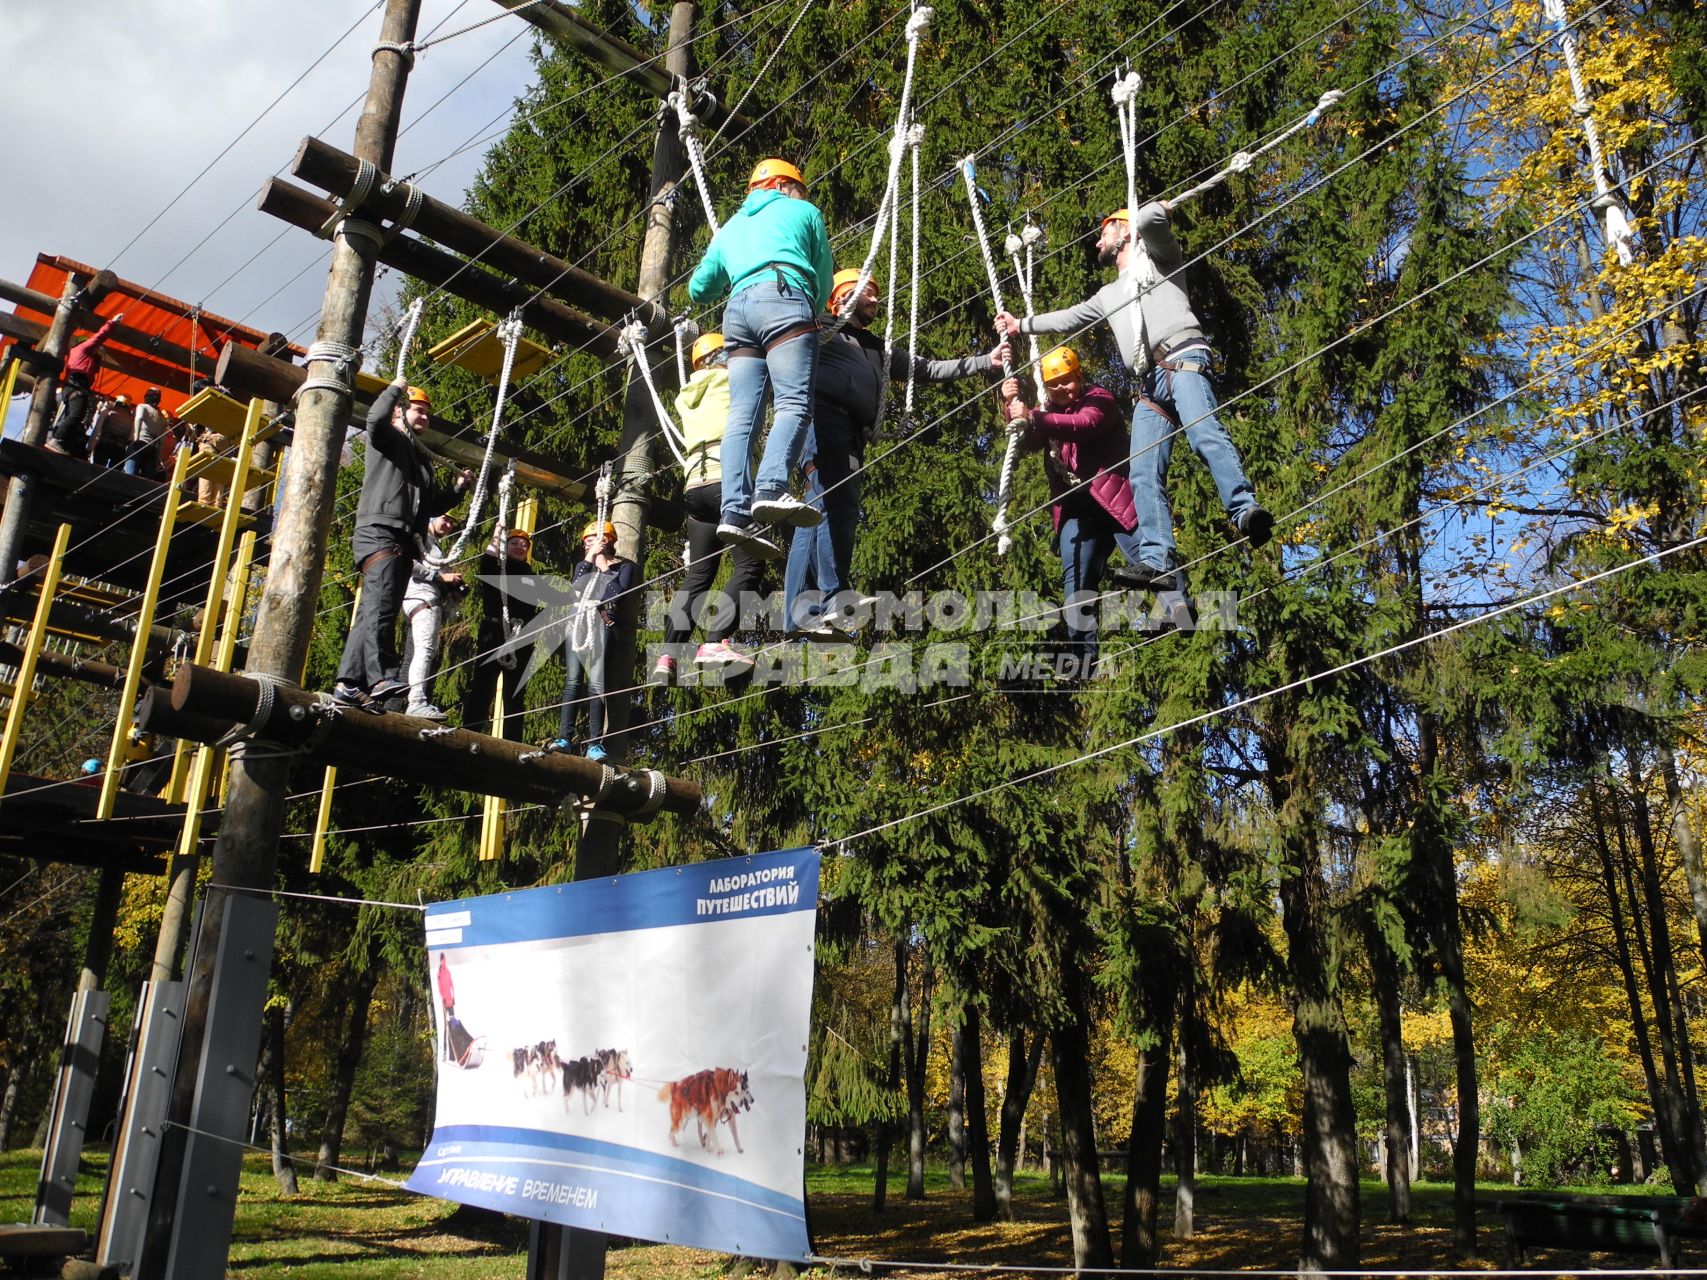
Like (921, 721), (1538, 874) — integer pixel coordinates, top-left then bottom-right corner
(668, 81), (724, 236)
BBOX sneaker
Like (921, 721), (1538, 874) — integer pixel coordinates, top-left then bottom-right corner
(1109, 561), (1177, 590)
(696, 640), (754, 670)
(716, 521), (784, 561)
(649, 654), (678, 686)
(407, 702), (449, 722)
(331, 682), (369, 707)
(1162, 593), (1197, 632)
(751, 493), (825, 528)
(369, 677), (409, 702)
(543, 737), (572, 754)
(586, 744), (609, 763)
(1237, 506), (1275, 548)
(788, 620), (855, 642)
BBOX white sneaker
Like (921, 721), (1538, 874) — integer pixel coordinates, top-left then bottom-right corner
(695, 640), (754, 670)
(407, 702), (449, 722)
(751, 493), (824, 528)
(716, 521), (784, 561)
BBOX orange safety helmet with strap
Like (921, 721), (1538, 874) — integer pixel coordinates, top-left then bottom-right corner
(581, 520), (617, 543)
(828, 267), (877, 312)
(404, 385), (432, 408)
(749, 158), (807, 191)
(690, 332), (726, 366)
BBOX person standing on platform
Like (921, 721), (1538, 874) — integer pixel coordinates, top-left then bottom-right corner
(547, 521), (635, 762)
(401, 513), (464, 722)
(89, 394), (134, 468)
(127, 387), (168, 480)
(332, 379), (471, 709)
(461, 526), (542, 738)
(46, 310), (123, 456)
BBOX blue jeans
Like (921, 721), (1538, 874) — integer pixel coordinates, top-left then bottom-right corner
(719, 280), (819, 522)
(783, 424), (861, 629)
(1060, 506), (1145, 665)
(1129, 357), (1256, 568)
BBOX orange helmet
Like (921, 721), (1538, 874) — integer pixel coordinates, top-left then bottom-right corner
(1100, 208), (1131, 228)
(829, 268), (877, 310)
(582, 520), (617, 542)
(404, 385), (432, 408)
(690, 332), (725, 366)
(749, 158), (806, 191)
(1040, 346), (1080, 383)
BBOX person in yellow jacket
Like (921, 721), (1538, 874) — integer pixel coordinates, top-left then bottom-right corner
(654, 333), (764, 682)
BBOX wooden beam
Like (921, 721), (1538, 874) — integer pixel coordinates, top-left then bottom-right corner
(142, 663), (702, 818)
(0, 311), (203, 396)
(213, 342), (586, 497)
(491, 0), (751, 134)
(289, 138), (660, 327)
(256, 178), (620, 356)
(0, 278), (221, 378)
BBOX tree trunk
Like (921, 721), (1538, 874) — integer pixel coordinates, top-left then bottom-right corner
(265, 1002), (298, 1195)
(873, 935), (906, 1213)
(1658, 739), (1707, 971)
(1366, 916), (1413, 1224)
(1121, 1041), (1173, 1266)
(0, 1060), (23, 1150)
(995, 1028), (1041, 1220)
(314, 959), (379, 1181)
(948, 1015), (968, 1192)
(905, 952), (933, 1199)
(1174, 1044), (1197, 1240)
(964, 1003), (996, 1221)
(1050, 1010), (1114, 1271)
(1277, 819), (1361, 1275)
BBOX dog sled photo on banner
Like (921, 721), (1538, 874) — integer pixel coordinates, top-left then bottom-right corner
(408, 847), (821, 1262)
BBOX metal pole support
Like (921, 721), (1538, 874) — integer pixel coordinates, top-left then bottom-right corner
(34, 988), (112, 1225)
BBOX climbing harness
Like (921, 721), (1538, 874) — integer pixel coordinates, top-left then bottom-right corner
(1166, 88), (1345, 210)
(1541, 0), (1635, 266)
(959, 155), (1021, 557)
(823, 6), (933, 346)
(620, 320), (690, 469)
(1005, 221), (1046, 401)
(438, 308), (524, 564)
(668, 83), (724, 236)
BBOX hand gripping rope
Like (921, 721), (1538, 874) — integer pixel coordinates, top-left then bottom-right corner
(1005, 221), (1046, 401)
(960, 155), (1021, 556)
(668, 83), (723, 236)
(1541, 0), (1635, 266)
(823, 6), (933, 345)
(671, 312), (699, 388)
(620, 320), (689, 469)
(1167, 88), (1346, 209)
(438, 309), (524, 564)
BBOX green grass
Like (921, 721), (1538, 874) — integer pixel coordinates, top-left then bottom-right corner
(0, 1146), (1673, 1278)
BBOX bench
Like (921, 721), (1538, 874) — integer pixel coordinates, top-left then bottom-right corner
(1480, 1194), (1707, 1267)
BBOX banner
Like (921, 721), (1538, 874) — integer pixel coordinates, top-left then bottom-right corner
(407, 847), (820, 1261)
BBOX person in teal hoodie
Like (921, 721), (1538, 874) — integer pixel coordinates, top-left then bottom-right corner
(687, 157), (835, 559)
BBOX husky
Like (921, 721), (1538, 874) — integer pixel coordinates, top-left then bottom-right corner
(512, 1040), (559, 1097)
(597, 1048), (633, 1112)
(658, 1068), (753, 1156)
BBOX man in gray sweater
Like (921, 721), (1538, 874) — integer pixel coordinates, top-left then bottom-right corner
(333, 379), (471, 708)
(997, 201), (1271, 587)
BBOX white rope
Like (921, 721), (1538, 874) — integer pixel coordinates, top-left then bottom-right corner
(1541, 0), (1635, 266)
(1167, 88), (1345, 208)
(671, 313), (698, 388)
(436, 310), (523, 564)
(494, 464), (518, 662)
(875, 122), (925, 437)
(960, 154), (1020, 556)
(1006, 222), (1045, 400)
(904, 131), (923, 421)
(669, 88), (723, 236)
(824, 6), (932, 343)
(620, 321), (689, 469)
(392, 296), (425, 381)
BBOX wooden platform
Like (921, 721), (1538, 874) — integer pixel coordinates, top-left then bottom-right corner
(0, 439), (239, 610)
(0, 1221), (86, 1260)
(0, 772), (207, 874)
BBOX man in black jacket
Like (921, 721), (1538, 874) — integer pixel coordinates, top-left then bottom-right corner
(333, 379), (471, 707)
(783, 270), (1008, 635)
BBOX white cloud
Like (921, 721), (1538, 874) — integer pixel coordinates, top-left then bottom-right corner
(0, 1), (539, 345)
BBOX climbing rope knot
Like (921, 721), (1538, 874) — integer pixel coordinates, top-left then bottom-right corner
(1004, 231), (1024, 256)
(1022, 222), (1043, 246)
(633, 769), (668, 817)
(1111, 70), (1141, 106)
(905, 6), (933, 40)
(211, 673), (298, 752)
(905, 121), (926, 148)
(372, 39), (417, 68)
(1228, 150), (1254, 174)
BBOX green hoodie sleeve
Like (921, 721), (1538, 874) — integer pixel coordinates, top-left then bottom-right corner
(689, 237), (730, 305)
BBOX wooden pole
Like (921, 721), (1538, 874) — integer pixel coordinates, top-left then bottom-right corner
(256, 178), (621, 354)
(133, 5), (424, 1275)
(288, 138), (660, 326)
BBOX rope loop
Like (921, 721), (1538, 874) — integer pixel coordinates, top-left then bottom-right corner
(621, 319), (690, 468)
(297, 340), (363, 400)
(317, 159), (379, 239)
(1111, 69), (1142, 106)
(904, 5), (933, 40)
(435, 312), (523, 564)
(372, 39), (417, 68)
(211, 673), (298, 751)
